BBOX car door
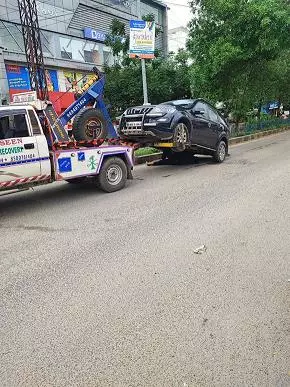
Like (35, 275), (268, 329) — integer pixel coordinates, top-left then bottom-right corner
(206, 105), (221, 148)
(0, 109), (41, 186)
(191, 101), (212, 148)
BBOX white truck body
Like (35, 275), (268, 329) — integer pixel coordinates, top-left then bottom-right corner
(0, 105), (133, 193)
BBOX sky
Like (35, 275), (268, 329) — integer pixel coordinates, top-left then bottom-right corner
(164, 0), (192, 29)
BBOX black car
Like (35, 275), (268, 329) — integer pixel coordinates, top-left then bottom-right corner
(119, 99), (230, 162)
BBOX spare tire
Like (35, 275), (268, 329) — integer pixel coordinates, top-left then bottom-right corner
(72, 107), (108, 141)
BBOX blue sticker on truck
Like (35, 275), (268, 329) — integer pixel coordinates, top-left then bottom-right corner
(78, 152), (85, 161)
(58, 157), (72, 173)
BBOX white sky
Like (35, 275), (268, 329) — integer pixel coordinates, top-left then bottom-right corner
(164, 0), (192, 29)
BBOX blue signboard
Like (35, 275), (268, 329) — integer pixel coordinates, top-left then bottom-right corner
(84, 27), (107, 42)
(6, 64), (30, 90)
(6, 64), (59, 92)
(46, 69), (59, 92)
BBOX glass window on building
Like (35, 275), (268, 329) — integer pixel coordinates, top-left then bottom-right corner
(103, 47), (113, 66)
(0, 22), (25, 53)
(40, 30), (54, 57)
(60, 36), (73, 59)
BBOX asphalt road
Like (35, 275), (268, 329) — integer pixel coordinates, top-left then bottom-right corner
(1, 132), (289, 387)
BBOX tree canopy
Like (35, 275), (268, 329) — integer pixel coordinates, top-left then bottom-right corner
(187, 0), (290, 118)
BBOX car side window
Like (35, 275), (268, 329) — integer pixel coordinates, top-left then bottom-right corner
(193, 102), (208, 119)
(0, 113), (30, 139)
(207, 107), (219, 123)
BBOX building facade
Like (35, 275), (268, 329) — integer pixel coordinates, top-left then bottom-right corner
(0, 0), (168, 112)
(168, 26), (188, 53)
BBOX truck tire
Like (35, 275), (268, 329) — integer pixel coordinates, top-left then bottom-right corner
(72, 107), (108, 141)
(97, 157), (127, 193)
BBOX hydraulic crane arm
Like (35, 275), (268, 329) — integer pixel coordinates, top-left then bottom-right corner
(17, 0), (48, 101)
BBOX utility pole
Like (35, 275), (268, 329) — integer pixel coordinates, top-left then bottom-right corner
(136, 0), (149, 105)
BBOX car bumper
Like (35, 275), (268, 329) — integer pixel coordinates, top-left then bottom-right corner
(119, 120), (173, 143)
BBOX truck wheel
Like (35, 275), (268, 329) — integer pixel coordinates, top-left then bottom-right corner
(72, 107), (108, 141)
(97, 157), (127, 193)
(173, 122), (189, 152)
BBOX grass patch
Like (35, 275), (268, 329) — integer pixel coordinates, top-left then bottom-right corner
(135, 147), (160, 157)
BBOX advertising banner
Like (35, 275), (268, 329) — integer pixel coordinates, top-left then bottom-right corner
(129, 20), (155, 59)
(6, 64), (59, 92)
(6, 65), (30, 90)
(63, 71), (95, 92)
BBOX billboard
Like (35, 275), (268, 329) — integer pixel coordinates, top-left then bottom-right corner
(129, 20), (155, 59)
(63, 71), (95, 93)
(5, 64), (59, 92)
(6, 65), (30, 90)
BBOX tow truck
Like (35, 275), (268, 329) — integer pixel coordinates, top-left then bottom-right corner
(0, 90), (133, 194)
(0, 0), (134, 195)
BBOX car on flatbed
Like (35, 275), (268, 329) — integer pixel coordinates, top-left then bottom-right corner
(118, 99), (230, 162)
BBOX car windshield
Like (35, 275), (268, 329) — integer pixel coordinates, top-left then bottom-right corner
(161, 99), (195, 109)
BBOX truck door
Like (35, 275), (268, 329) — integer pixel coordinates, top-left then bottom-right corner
(0, 108), (42, 186)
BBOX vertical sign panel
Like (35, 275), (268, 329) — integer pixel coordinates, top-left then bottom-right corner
(129, 20), (155, 59)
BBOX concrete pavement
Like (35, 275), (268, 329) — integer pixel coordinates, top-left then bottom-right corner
(0, 132), (290, 386)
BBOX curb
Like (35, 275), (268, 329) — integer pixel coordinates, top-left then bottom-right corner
(134, 126), (290, 165)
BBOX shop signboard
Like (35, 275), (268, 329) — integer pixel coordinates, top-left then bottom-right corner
(84, 28), (107, 42)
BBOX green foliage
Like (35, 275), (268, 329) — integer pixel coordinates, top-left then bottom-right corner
(135, 147), (159, 157)
(105, 52), (191, 117)
(187, 0), (290, 120)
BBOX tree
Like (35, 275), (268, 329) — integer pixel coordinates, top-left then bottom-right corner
(187, 0), (290, 121)
(104, 18), (191, 116)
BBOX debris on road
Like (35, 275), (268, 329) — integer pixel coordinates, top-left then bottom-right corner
(194, 244), (207, 254)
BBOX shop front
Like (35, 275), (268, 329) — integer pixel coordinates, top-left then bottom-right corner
(5, 63), (96, 115)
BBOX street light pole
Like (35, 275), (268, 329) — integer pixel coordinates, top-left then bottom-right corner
(141, 58), (148, 104)
(136, 0), (149, 105)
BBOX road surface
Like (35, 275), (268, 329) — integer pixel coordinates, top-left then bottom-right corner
(1, 132), (289, 387)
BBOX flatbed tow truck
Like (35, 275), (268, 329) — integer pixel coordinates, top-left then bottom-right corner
(0, 71), (135, 195)
(0, 0), (181, 197)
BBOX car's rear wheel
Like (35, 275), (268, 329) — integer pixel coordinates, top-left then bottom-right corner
(213, 140), (227, 163)
(173, 122), (189, 152)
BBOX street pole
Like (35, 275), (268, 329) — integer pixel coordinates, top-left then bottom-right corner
(141, 58), (148, 104)
(137, 0), (149, 105)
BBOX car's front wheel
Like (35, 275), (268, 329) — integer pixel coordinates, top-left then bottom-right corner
(213, 140), (227, 163)
(173, 122), (189, 152)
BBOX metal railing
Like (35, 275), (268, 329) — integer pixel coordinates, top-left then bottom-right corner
(230, 118), (290, 137)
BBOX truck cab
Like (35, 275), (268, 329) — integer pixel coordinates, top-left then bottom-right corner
(0, 105), (51, 189)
